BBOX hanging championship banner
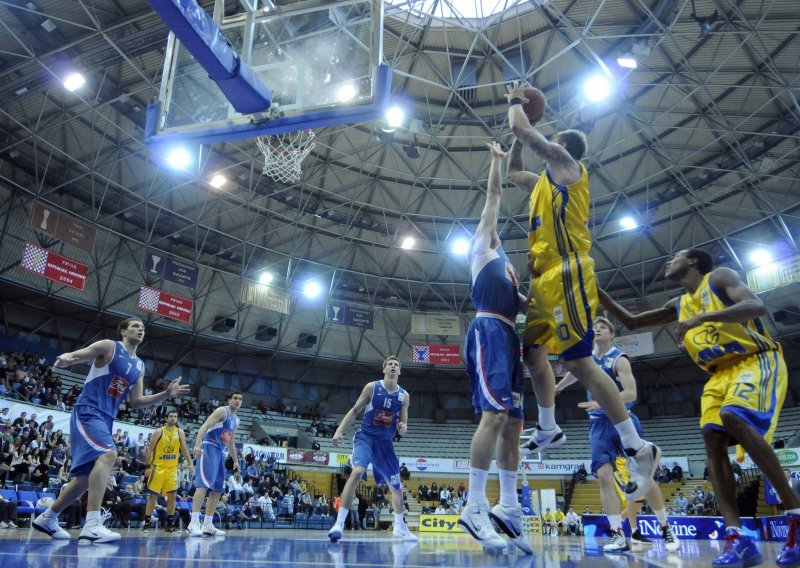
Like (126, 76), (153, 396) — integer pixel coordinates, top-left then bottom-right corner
(326, 301), (374, 329)
(143, 249), (199, 289)
(241, 280), (290, 314)
(137, 286), (193, 323)
(27, 200), (96, 253)
(411, 313), (461, 336)
(411, 344), (461, 365)
(20, 242), (88, 291)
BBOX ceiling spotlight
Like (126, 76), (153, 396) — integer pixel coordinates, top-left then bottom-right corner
(619, 216), (638, 230)
(617, 54), (638, 69)
(452, 238), (470, 255)
(303, 280), (322, 299)
(337, 83), (357, 102)
(386, 106), (405, 128)
(259, 272), (274, 285)
(749, 249), (773, 267)
(166, 147), (192, 169)
(63, 72), (86, 92)
(582, 74), (612, 102)
(209, 174), (226, 188)
(401, 236), (415, 250)
(691, 1), (719, 38)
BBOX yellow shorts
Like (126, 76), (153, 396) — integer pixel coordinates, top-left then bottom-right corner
(147, 466), (179, 495)
(612, 456), (645, 505)
(524, 253), (598, 360)
(700, 350), (787, 439)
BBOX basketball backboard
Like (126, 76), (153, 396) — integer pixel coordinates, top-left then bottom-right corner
(145, 0), (390, 146)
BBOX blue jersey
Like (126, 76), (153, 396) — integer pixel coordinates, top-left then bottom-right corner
(360, 381), (406, 441)
(587, 346), (634, 419)
(75, 341), (143, 418)
(202, 406), (239, 449)
(469, 245), (520, 324)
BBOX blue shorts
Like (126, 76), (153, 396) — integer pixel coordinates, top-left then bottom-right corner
(465, 317), (524, 419)
(589, 411), (643, 476)
(351, 431), (401, 489)
(195, 443), (225, 494)
(70, 405), (115, 477)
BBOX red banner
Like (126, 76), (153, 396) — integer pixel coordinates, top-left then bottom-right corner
(20, 242), (88, 291)
(137, 286), (193, 324)
(286, 449), (330, 466)
(411, 344), (461, 365)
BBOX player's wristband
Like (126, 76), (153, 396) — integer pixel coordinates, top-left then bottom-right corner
(509, 98), (524, 106)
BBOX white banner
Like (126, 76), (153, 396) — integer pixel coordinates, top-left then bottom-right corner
(411, 313), (461, 336)
(613, 332), (654, 357)
(241, 281), (290, 314)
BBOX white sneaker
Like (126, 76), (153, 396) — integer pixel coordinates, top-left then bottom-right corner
(0, 522), (7, 528)
(520, 425), (566, 455)
(625, 441), (661, 500)
(202, 524), (225, 536)
(328, 522), (344, 542)
(489, 504), (533, 554)
(78, 522), (121, 545)
(662, 523), (681, 552)
(458, 503), (507, 550)
(32, 513), (71, 540)
(603, 528), (630, 553)
(392, 522), (418, 542)
(8, 521), (17, 529)
(187, 520), (204, 537)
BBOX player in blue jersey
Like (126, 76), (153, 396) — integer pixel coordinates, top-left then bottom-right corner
(555, 317), (680, 553)
(33, 317), (189, 543)
(187, 391), (242, 537)
(457, 142), (532, 553)
(328, 356), (417, 543)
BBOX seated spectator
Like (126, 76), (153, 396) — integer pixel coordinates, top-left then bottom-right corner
(542, 508), (554, 535)
(0, 491), (18, 528)
(227, 472), (245, 504)
(575, 464), (588, 483)
(434, 503), (447, 514)
(673, 492), (688, 515)
(418, 483), (429, 501)
(399, 463), (410, 481)
(671, 462), (683, 482)
(554, 508), (566, 535)
(565, 507), (580, 536)
(216, 494), (242, 530)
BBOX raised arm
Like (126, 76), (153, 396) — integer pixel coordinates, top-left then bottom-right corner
(473, 142), (508, 256)
(332, 383), (375, 447)
(507, 138), (540, 192)
(54, 339), (115, 368)
(598, 288), (679, 330)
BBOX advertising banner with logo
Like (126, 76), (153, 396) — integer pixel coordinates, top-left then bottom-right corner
(240, 445), (287, 463)
(764, 515), (791, 541)
(286, 449), (330, 466)
(521, 515), (542, 536)
(419, 514), (461, 533)
(765, 471), (800, 505)
(582, 514), (763, 541)
(612, 332), (654, 358)
(20, 242), (89, 291)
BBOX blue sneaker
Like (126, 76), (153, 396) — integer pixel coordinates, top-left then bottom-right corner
(712, 529), (762, 567)
(778, 516), (800, 567)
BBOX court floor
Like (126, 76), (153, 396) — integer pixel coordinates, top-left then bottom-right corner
(0, 528), (788, 567)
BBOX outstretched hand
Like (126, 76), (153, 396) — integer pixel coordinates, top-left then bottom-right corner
(484, 141), (508, 160)
(332, 431), (345, 448)
(166, 377), (191, 398)
(505, 80), (529, 104)
(53, 353), (80, 368)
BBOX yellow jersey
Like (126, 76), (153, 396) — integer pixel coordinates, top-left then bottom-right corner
(678, 272), (780, 373)
(528, 163), (592, 275)
(152, 426), (181, 470)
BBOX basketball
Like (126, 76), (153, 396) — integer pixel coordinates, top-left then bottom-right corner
(523, 87), (547, 125)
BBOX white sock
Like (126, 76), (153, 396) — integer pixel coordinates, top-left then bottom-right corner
(85, 510), (101, 526)
(538, 405), (556, 430)
(654, 508), (667, 525)
(608, 514), (623, 530)
(787, 508), (800, 516)
(191, 512), (200, 523)
(394, 513), (404, 525)
(43, 507), (58, 519)
(498, 469), (518, 508)
(615, 418), (645, 451)
(336, 507), (349, 525)
(468, 467), (489, 506)
(203, 514), (213, 525)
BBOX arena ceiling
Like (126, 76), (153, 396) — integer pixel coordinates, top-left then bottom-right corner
(0, 0), (798, 385)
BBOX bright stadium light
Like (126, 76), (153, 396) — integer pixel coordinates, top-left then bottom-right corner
(337, 83), (357, 102)
(750, 249), (773, 267)
(386, 106), (405, 128)
(303, 280), (322, 298)
(209, 174), (227, 188)
(617, 55), (638, 69)
(452, 238), (470, 255)
(583, 74), (612, 102)
(166, 147), (192, 169)
(63, 72), (86, 92)
(619, 216), (638, 230)
(259, 272), (274, 285)
(401, 236), (415, 250)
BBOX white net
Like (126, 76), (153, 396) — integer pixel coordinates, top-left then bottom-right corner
(256, 129), (317, 183)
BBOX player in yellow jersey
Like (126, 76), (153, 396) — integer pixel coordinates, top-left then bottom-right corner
(142, 410), (193, 533)
(505, 81), (661, 503)
(599, 248), (800, 566)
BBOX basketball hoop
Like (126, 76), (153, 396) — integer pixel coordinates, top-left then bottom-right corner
(256, 129), (316, 183)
